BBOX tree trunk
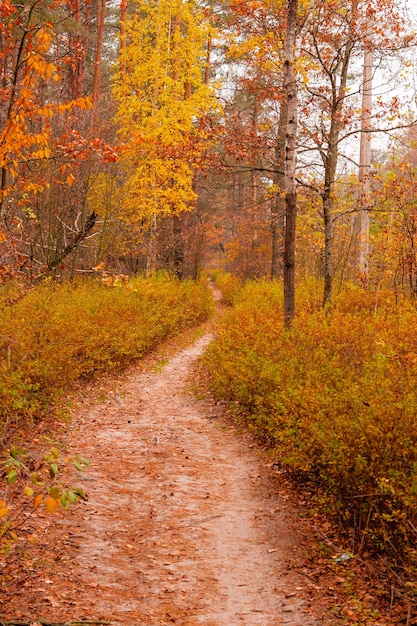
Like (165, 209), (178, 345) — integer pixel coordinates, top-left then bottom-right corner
(46, 211), (97, 274)
(283, 0), (298, 328)
(323, 189), (333, 305)
(271, 97), (287, 279)
(120, 0), (127, 52)
(204, 33), (212, 86)
(145, 214), (157, 275)
(69, 0), (87, 100)
(321, 43), (353, 306)
(0, 21), (28, 217)
(119, 0), (127, 76)
(250, 94), (260, 275)
(172, 213), (184, 279)
(91, 0), (106, 118)
(357, 46), (373, 279)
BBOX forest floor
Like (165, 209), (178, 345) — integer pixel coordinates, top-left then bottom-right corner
(0, 289), (403, 625)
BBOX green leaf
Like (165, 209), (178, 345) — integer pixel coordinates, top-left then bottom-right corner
(73, 455), (90, 471)
(49, 463), (59, 478)
(6, 469), (18, 485)
(3, 458), (20, 468)
(67, 490), (77, 504)
(51, 447), (60, 459)
(73, 488), (87, 501)
(10, 447), (25, 459)
(60, 492), (69, 509)
(73, 459), (84, 472)
(31, 472), (43, 485)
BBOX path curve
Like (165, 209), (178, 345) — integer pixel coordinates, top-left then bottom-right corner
(71, 331), (320, 625)
(2, 328), (323, 625)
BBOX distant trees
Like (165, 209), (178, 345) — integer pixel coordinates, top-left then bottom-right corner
(1, 0), (417, 301)
(204, 0), (416, 308)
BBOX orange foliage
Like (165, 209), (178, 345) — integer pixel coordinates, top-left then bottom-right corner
(204, 280), (417, 574)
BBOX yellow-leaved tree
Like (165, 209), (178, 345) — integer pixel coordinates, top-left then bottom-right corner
(113, 0), (218, 270)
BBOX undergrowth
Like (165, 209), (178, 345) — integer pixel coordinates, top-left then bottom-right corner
(203, 278), (417, 591)
(208, 269), (242, 305)
(0, 273), (213, 441)
(0, 273), (213, 538)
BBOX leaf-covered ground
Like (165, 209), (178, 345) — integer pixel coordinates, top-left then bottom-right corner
(1, 308), (399, 625)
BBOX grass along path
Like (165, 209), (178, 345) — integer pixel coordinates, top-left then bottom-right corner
(0, 318), (330, 625)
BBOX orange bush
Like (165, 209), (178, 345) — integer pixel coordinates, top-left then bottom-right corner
(0, 274), (213, 437)
(203, 280), (417, 567)
(209, 269), (243, 305)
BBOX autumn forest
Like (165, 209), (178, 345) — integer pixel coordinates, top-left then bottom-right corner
(3, 0), (417, 622)
(1, 0), (417, 297)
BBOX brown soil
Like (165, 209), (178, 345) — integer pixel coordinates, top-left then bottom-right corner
(70, 332), (319, 626)
(1, 294), (395, 625)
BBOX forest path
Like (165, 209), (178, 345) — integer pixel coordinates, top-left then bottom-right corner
(67, 332), (319, 626)
(2, 291), (327, 626)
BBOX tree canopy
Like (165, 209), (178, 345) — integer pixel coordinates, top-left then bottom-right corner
(0, 0), (416, 301)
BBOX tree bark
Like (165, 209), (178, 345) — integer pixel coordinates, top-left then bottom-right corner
(357, 46), (373, 279)
(271, 97), (287, 279)
(204, 33), (212, 86)
(46, 211), (97, 274)
(119, 0), (127, 75)
(91, 0), (107, 118)
(321, 42), (353, 306)
(283, 0), (298, 327)
(68, 0), (87, 100)
(172, 213), (184, 279)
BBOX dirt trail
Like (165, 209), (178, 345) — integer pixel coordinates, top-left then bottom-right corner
(2, 318), (327, 625)
(70, 334), (320, 626)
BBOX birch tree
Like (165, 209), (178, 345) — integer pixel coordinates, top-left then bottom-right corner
(283, 0), (298, 326)
(356, 46), (373, 279)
